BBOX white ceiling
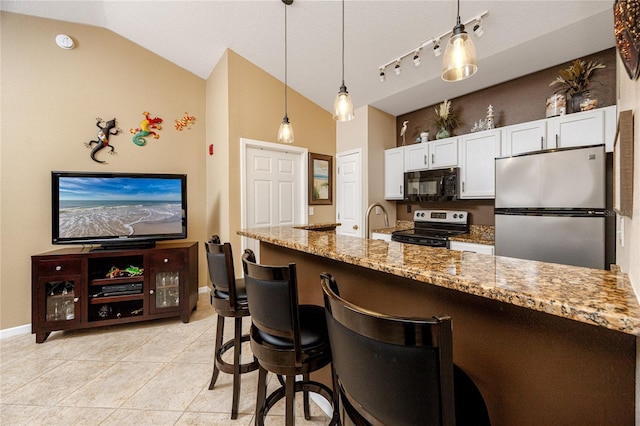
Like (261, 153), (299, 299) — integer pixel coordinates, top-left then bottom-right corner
(1, 1), (616, 117)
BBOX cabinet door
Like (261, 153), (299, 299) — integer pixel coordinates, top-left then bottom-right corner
(384, 147), (404, 200)
(431, 138), (458, 168)
(149, 250), (185, 314)
(460, 130), (501, 199)
(503, 120), (546, 156)
(37, 274), (83, 330)
(449, 241), (495, 255)
(404, 144), (430, 171)
(549, 109), (604, 149)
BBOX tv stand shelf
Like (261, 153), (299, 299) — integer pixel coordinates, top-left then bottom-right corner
(31, 242), (198, 343)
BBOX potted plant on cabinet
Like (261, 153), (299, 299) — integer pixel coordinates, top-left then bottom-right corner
(432, 99), (460, 139)
(549, 59), (605, 113)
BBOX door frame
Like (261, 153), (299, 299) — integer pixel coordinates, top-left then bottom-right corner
(240, 138), (308, 256)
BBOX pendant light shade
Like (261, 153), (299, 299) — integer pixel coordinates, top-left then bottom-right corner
(333, 0), (354, 121)
(277, 0), (294, 144)
(278, 116), (294, 144)
(441, 0), (477, 82)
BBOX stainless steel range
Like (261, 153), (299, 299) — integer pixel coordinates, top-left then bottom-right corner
(391, 210), (469, 248)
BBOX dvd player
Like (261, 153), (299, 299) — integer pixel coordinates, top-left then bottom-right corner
(93, 282), (143, 298)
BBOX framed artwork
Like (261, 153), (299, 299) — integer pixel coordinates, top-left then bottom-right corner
(308, 153), (333, 205)
(614, 0), (640, 80)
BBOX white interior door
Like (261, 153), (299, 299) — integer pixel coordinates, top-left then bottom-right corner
(242, 139), (307, 260)
(336, 149), (362, 237)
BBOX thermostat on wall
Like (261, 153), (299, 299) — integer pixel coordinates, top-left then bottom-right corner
(55, 34), (75, 50)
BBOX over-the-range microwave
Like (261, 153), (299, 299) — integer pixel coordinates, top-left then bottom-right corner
(404, 168), (460, 202)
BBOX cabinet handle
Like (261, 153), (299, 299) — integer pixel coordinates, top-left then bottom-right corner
(462, 182), (465, 192)
(150, 289), (154, 295)
(556, 134), (559, 146)
(163, 258), (169, 263)
(431, 153), (435, 164)
(73, 297), (79, 303)
(55, 265), (62, 271)
(540, 136), (544, 150)
(424, 154), (427, 165)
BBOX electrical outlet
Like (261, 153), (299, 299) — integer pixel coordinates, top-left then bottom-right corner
(309, 206), (314, 216)
(407, 204), (412, 213)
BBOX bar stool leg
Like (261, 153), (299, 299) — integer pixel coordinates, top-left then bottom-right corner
(303, 372), (311, 420)
(256, 366), (268, 425)
(285, 375), (295, 426)
(208, 314), (225, 390)
(231, 317), (243, 419)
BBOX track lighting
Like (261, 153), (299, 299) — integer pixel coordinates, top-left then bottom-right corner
(377, 9), (487, 82)
(413, 49), (421, 67)
(473, 17), (484, 37)
(433, 39), (442, 57)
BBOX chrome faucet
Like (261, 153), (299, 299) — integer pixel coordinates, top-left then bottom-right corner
(365, 202), (389, 239)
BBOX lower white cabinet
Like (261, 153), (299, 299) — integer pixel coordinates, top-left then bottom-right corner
(449, 241), (495, 255)
(459, 129), (501, 199)
(371, 232), (392, 242)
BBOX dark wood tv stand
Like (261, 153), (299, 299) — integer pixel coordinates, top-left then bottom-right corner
(31, 242), (198, 343)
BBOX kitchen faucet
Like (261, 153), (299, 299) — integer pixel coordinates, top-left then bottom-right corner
(365, 202), (389, 239)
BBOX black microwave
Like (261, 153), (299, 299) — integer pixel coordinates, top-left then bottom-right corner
(404, 168), (460, 202)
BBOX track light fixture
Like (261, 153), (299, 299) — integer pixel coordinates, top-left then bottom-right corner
(433, 39), (442, 57)
(377, 8), (487, 82)
(473, 17), (484, 37)
(394, 60), (401, 75)
(413, 49), (421, 67)
(277, 0), (294, 144)
(379, 68), (386, 82)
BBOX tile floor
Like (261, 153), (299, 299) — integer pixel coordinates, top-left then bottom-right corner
(0, 292), (332, 425)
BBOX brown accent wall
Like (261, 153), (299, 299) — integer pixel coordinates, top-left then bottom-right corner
(395, 48), (617, 225)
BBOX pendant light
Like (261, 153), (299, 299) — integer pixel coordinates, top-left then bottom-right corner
(277, 0), (295, 144)
(441, 0), (478, 82)
(333, 0), (354, 121)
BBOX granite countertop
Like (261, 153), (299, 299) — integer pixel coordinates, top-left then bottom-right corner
(292, 223), (341, 231)
(238, 226), (640, 336)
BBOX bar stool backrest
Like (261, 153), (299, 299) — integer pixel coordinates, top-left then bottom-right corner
(321, 273), (455, 426)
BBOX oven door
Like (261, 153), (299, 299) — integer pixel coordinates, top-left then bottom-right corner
(391, 231), (449, 248)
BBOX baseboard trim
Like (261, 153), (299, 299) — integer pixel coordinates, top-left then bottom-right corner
(0, 324), (30, 340)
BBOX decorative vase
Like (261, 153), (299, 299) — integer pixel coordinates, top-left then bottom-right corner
(436, 127), (450, 139)
(568, 91), (586, 114)
(420, 131), (429, 143)
(579, 90), (598, 111)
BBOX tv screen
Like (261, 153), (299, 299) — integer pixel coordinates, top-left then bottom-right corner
(52, 171), (187, 248)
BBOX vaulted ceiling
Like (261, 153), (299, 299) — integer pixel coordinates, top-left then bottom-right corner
(1, 1), (615, 116)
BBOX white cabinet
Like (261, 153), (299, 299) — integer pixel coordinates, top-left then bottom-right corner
(384, 147), (404, 200)
(547, 105), (616, 152)
(459, 129), (501, 199)
(404, 138), (459, 172)
(449, 241), (495, 255)
(404, 144), (429, 171)
(502, 120), (547, 156)
(430, 138), (458, 169)
(371, 232), (392, 242)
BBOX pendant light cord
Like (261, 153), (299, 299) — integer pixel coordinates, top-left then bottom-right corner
(341, 0), (345, 86)
(284, 2), (288, 117)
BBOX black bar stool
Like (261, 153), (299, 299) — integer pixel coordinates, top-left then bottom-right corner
(241, 249), (338, 426)
(321, 273), (490, 426)
(205, 236), (259, 419)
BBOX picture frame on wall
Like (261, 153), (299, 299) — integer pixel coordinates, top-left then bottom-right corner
(308, 153), (332, 205)
(614, 0), (640, 80)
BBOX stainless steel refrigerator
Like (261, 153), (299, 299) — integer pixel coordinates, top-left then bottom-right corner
(494, 144), (606, 269)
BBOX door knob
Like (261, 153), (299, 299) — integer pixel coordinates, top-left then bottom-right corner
(353, 225), (359, 230)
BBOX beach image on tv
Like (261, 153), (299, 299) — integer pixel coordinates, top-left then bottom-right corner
(58, 177), (184, 239)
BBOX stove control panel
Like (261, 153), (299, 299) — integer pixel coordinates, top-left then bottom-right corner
(413, 210), (468, 224)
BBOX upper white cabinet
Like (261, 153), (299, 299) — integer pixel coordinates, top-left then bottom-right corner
(404, 138), (458, 172)
(404, 144), (429, 171)
(430, 138), (459, 169)
(460, 129), (501, 199)
(502, 120), (547, 157)
(547, 106), (616, 151)
(384, 146), (404, 200)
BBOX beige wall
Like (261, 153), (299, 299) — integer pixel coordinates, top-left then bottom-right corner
(207, 50), (336, 261)
(0, 12), (207, 330)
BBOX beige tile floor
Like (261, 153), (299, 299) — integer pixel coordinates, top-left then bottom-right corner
(0, 292), (332, 425)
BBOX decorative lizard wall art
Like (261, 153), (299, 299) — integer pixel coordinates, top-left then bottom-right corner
(130, 111), (163, 146)
(175, 112), (196, 131)
(85, 117), (121, 163)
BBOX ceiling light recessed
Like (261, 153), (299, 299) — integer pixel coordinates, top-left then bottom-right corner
(55, 34), (75, 50)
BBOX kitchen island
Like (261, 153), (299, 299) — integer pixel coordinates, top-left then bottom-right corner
(239, 226), (639, 425)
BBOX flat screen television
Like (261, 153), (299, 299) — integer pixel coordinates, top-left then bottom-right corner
(52, 171), (187, 249)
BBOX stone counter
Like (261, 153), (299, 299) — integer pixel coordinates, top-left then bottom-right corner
(239, 226), (637, 425)
(238, 226), (640, 336)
